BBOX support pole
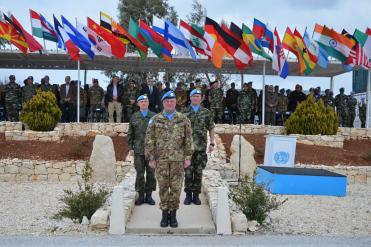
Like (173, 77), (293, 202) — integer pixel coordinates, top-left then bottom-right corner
(240, 73), (244, 89)
(367, 70), (371, 128)
(77, 60), (80, 123)
(84, 69), (87, 86)
(330, 76), (334, 92)
(262, 60), (266, 125)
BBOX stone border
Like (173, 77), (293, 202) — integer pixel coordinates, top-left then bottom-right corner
(0, 158), (133, 183)
(5, 129), (61, 142)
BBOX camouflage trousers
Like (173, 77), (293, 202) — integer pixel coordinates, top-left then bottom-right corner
(348, 110), (356, 128)
(125, 104), (138, 122)
(155, 161), (184, 211)
(5, 103), (18, 121)
(337, 110), (348, 127)
(210, 106), (224, 124)
(239, 109), (252, 124)
(134, 154), (156, 194)
(184, 151), (207, 194)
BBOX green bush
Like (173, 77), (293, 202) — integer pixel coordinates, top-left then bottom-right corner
(229, 173), (286, 224)
(54, 161), (109, 223)
(285, 96), (338, 135)
(19, 89), (61, 131)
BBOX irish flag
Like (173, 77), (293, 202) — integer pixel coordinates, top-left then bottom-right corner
(313, 24), (354, 63)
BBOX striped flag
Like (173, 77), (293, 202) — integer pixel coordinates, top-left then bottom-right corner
(30, 9), (57, 42)
(272, 28), (288, 79)
(179, 20), (211, 58)
(53, 15), (80, 61)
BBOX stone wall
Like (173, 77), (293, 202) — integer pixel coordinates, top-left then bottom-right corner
(0, 158), (133, 183)
(5, 129), (61, 142)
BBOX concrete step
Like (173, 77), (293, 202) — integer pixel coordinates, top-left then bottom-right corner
(125, 191), (216, 234)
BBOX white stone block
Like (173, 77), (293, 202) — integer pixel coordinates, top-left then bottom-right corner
(216, 186), (232, 235)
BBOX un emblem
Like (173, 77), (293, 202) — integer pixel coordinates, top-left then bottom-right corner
(274, 151), (290, 165)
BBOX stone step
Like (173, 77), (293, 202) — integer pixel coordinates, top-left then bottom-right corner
(125, 191), (216, 234)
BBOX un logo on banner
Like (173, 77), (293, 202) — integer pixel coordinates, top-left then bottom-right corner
(274, 151), (290, 165)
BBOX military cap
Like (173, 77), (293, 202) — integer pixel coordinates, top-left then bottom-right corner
(9, 75), (15, 80)
(189, 89), (202, 97)
(137, 95), (148, 102)
(161, 90), (176, 101)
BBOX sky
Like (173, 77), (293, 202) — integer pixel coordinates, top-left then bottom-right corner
(0, 0), (370, 92)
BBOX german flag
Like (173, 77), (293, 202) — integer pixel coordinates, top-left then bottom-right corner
(0, 20), (28, 54)
(204, 17), (251, 70)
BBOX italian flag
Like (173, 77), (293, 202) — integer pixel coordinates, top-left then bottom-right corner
(30, 9), (43, 38)
(353, 29), (371, 59)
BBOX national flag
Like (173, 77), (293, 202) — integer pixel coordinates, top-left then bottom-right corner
(282, 27), (307, 75)
(366, 28), (371, 36)
(313, 24), (354, 63)
(129, 18), (163, 59)
(0, 20), (28, 54)
(100, 12), (148, 59)
(227, 22), (253, 62)
(61, 15), (95, 59)
(139, 20), (173, 62)
(76, 20), (112, 57)
(179, 20), (211, 58)
(293, 29), (317, 74)
(53, 15), (80, 60)
(204, 17), (251, 70)
(272, 28), (288, 79)
(342, 29), (371, 70)
(303, 29), (328, 68)
(39, 14), (58, 42)
(252, 18), (273, 52)
(87, 17), (125, 59)
(241, 24), (271, 60)
(30, 9), (43, 38)
(152, 16), (197, 59)
(4, 14), (43, 52)
(30, 9), (57, 42)
(353, 29), (371, 59)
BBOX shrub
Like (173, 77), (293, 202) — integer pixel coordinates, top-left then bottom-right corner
(285, 96), (338, 135)
(54, 161), (109, 223)
(19, 89), (61, 131)
(229, 173), (286, 224)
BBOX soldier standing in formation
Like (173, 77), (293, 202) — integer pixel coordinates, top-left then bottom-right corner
(123, 79), (140, 122)
(21, 76), (36, 104)
(183, 89), (215, 205)
(175, 82), (188, 113)
(276, 88), (288, 125)
(88, 78), (105, 121)
(359, 97), (366, 128)
(323, 89), (335, 109)
(145, 91), (193, 228)
(208, 80), (224, 123)
(5, 75), (21, 122)
(334, 87), (348, 127)
(238, 82), (255, 124)
(128, 95), (156, 206)
(225, 82), (239, 124)
(347, 92), (357, 128)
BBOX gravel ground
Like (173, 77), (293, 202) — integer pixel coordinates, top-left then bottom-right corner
(0, 182), (113, 236)
(0, 182), (370, 236)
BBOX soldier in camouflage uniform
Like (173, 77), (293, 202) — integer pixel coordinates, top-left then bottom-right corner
(276, 88), (288, 126)
(5, 75), (21, 121)
(335, 88), (348, 127)
(347, 92), (357, 128)
(0, 83), (5, 121)
(359, 97), (366, 128)
(145, 90), (193, 228)
(238, 82), (256, 124)
(175, 82), (188, 113)
(21, 76), (36, 104)
(208, 80), (224, 123)
(323, 89), (335, 109)
(88, 78), (105, 122)
(183, 89), (215, 205)
(123, 80), (140, 122)
(128, 95), (156, 206)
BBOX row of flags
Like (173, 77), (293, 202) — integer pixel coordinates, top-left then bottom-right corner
(0, 10), (370, 79)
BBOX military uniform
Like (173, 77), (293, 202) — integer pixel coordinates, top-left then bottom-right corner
(88, 84), (105, 121)
(347, 96), (357, 127)
(175, 87), (188, 113)
(183, 105), (214, 198)
(5, 81), (21, 121)
(123, 84), (140, 122)
(145, 111), (193, 212)
(21, 84), (36, 104)
(238, 89), (255, 124)
(359, 101), (366, 128)
(276, 93), (288, 125)
(208, 87), (224, 123)
(323, 94), (335, 109)
(128, 110), (156, 200)
(334, 93), (348, 127)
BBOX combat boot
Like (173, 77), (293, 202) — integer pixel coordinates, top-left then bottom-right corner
(145, 192), (155, 205)
(135, 192), (145, 205)
(169, 210), (178, 228)
(183, 192), (192, 205)
(192, 193), (201, 205)
(160, 210), (169, 227)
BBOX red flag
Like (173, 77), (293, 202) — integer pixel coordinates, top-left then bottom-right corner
(87, 17), (125, 59)
(0, 20), (28, 54)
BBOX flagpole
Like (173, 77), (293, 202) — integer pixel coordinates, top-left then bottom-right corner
(77, 60), (80, 123)
(262, 60), (266, 125)
(367, 70), (371, 128)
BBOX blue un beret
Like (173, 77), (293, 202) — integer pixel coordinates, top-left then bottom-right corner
(137, 95), (148, 102)
(161, 90), (176, 101)
(189, 89), (202, 97)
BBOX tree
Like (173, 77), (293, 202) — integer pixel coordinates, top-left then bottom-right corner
(186, 0), (207, 26)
